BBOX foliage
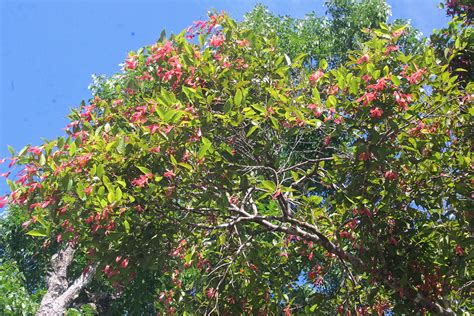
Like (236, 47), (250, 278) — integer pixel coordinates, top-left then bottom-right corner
(431, 2), (473, 87)
(243, 1), (423, 68)
(0, 259), (40, 315)
(1, 7), (472, 316)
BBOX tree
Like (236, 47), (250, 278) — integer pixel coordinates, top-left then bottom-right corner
(243, 0), (424, 68)
(1, 8), (471, 316)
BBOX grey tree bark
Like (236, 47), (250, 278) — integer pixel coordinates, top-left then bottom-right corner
(36, 245), (97, 316)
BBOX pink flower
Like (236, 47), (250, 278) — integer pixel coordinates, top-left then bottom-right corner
(357, 54), (370, 64)
(0, 195), (8, 208)
(206, 288), (216, 299)
(125, 57), (138, 70)
(384, 45), (399, 55)
(309, 69), (324, 85)
(308, 104), (322, 117)
(146, 124), (160, 135)
(406, 67), (425, 84)
(394, 91), (412, 111)
(149, 146), (161, 153)
(209, 34), (225, 47)
(0, 172), (11, 178)
(41, 199), (51, 209)
(65, 120), (79, 130)
(271, 189), (281, 200)
(8, 158), (17, 168)
(164, 169), (176, 179)
(121, 258), (129, 268)
(370, 107), (383, 119)
(361, 75), (372, 83)
(236, 39), (249, 47)
(131, 173), (153, 187)
(356, 92), (377, 106)
(27, 146), (43, 156)
(392, 29), (405, 39)
(367, 78), (387, 91)
(113, 99), (123, 107)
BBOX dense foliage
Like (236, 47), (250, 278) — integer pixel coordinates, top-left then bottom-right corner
(243, 0), (423, 68)
(1, 2), (472, 315)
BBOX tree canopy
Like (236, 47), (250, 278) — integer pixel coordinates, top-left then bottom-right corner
(1, 2), (472, 315)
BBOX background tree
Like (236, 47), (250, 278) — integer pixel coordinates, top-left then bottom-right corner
(243, 0), (423, 68)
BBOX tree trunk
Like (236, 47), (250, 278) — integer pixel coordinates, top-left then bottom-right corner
(36, 245), (97, 315)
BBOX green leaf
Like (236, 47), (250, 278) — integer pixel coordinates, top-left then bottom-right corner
(198, 137), (212, 159)
(123, 220), (130, 234)
(115, 187), (123, 201)
(137, 166), (152, 175)
(107, 191), (115, 203)
(261, 180), (276, 191)
(26, 230), (47, 237)
(246, 125), (258, 137)
(391, 75), (401, 86)
(97, 165), (105, 178)
(327, 95), (337, 107)
(319, 59), (328, 70)
(234, 89), (243, 107)
(39, 154), (46, 166)
(7, 145), (14, 155)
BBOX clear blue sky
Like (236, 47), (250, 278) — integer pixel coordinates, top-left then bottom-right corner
(0, 0), (449, 195)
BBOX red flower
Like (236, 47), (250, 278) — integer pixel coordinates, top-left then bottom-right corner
(384, 170), (397, 181)
(209, 34), (225, 47)
(358, 152), (370, 161)
(339, 231), (350, 238)
(324, 136), (331, 146)
(357, 54), (370, 64)
(455, 244), (464, 256)
(309, 69), (324, 85)
(370, 107), (383, 119)
(390, 237), (398, 245)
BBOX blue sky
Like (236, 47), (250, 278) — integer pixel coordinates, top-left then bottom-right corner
(0, 0), (449, 195)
